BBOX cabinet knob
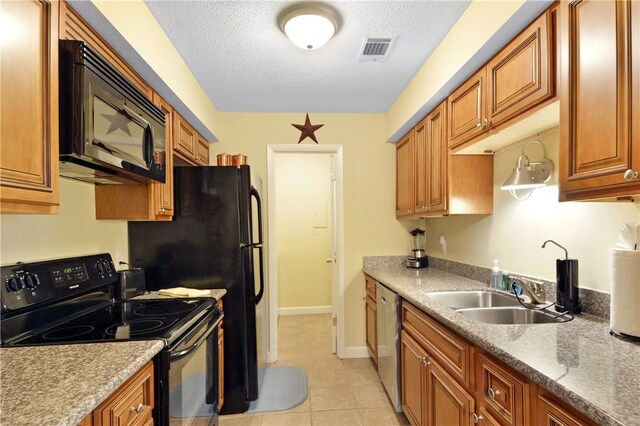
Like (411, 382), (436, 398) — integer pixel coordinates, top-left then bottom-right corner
(487, 388), (501, 399)
(476, 122), (483, 128)
(624, 169), (639, 180)
(160, 207), (166, 214)
(130, 403), (144, 414)
(484, 118), (489, 128)
(473, 413), (484, 423)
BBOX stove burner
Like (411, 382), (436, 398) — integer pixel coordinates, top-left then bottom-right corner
(42, 325), (95, 340)
(105, 302), (142, 313)
(105, 319), (166, 336)
(133, 301), (198, 317)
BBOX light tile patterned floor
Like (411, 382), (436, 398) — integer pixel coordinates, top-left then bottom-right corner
(220, 314), (410, 426)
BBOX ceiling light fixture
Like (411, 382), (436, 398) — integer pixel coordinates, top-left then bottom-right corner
(278, 3), (340, 50)
(501, 140), (554, 200)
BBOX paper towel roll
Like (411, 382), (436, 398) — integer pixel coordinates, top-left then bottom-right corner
(610, 249), (640, 337)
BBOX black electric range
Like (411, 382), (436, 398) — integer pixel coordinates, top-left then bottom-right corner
(1, 254), (222, 426)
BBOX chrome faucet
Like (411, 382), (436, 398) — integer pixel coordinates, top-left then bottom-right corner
(509, 276), (546, 304)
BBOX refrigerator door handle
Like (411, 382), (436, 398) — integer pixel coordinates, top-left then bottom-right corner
(250, 186), (265, 305)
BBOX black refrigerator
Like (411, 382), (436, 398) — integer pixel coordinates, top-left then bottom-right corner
(128, 165), (266, 414)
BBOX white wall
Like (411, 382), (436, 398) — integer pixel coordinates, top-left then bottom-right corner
(274, 153), (333, 311)
(0, 179), (128, 265)
(424, 128), (639, 293)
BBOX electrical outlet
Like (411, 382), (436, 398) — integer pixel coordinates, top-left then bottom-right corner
(115, 251), (124, 268)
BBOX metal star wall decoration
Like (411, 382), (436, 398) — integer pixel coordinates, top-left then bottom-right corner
(292, 113), (324, 144)
(101, 112), (132, 135)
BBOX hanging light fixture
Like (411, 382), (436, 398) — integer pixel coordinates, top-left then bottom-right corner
(278, 3), (340, 50)
(501, 140), (554, 200)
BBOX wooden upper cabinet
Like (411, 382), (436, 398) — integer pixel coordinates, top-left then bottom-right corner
(0, 0), (60, 214)
(559, 0), (639, 201)
(173, 111), (197, 163)
(448, 69), (487, 149)
(396, 131), (415, 217)
(195, 133), (210, 166)
(152, 93), (174, 219)
(426, 102), (448, 214)
(414, 119), (428, 215)
(59, 1), (151, 98)
(487, 10), (554, 128)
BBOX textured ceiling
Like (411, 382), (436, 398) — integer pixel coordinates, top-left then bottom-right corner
(144, 1), (471, 113)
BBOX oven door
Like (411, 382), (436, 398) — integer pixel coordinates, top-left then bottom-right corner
(164, 313), (222, 426)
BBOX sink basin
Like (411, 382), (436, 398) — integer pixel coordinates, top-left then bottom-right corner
(427, 291), (521, 310)
(457, 307), (560, 324)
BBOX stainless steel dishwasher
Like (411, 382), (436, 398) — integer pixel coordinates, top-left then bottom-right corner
(376, 282), (402, 412)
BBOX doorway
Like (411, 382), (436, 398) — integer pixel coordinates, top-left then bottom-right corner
(267, 145), (345, 362)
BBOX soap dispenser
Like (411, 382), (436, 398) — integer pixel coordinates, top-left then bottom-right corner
(490, 260), (501, 289)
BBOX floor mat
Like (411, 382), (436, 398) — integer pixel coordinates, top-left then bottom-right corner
(246, 366), (308, 413)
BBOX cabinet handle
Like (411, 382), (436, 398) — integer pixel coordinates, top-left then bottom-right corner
(624, 169), (639, 180)
(473, 413), (484, 423)
(487, 388), (501, 399)
(484, 118), (489, 128)
(130, 403), (144, 414)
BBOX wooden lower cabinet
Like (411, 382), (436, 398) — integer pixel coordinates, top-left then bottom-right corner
(400, 301), (597, 426)
(365, 275), (378, 364)
(79, 361), (154, 426)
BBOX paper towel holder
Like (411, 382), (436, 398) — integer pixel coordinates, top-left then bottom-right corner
(542, 240), (582, 314)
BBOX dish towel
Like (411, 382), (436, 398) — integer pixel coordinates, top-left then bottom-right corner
(158, 287), (212, 298)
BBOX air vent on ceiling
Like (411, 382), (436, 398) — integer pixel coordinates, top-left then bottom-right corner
(358, 37), (395, 62)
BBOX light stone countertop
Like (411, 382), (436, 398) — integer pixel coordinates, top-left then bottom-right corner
(132, 288), (227, 301)
(0, 340), (164, 426)
(363, 264), (640, 426)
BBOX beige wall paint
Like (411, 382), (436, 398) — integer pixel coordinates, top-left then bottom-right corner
(423, 128), (639, 293)
(274, 153), (333, 309)
(386, 0), (525, 141)
(90, 0), (218, 136)
(0, 179), (128, 265)
(216, 112), (417, 347)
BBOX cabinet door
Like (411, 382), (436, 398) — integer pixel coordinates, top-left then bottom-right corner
(195, 134), (210, 166)
(396, 131), (415, 218)
(535, 394), (595, 426)
(365, 295), (377, 364)
(152, 93), (174, 219)
(414, 119), (428, 215)
(426, 360), (475, 426)
(173, 111), (196, 162)
(487, 11), (554, 127)
(426, 101), (448, 214)
(559, 0), (636, 200)
(0, 0), (59, 214)
(448, 68), (487, 149)
(401, 331), (427, 426)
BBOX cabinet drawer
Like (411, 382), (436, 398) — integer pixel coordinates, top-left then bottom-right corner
(365, 275), (377, 299)
(94, 361), (154, 426)
(476, 353), (530, 426)
(401, 301), (473, 388)
(535, 392), (597, 426)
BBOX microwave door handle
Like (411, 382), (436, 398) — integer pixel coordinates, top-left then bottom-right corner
(250, 186), (265, 304)
(121, 104), (154, 167)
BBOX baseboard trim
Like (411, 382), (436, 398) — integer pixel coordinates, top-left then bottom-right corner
(342, 346), (371, 358)
(278, 305), (332, 316)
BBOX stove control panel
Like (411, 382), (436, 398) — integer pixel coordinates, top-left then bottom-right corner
(1, 254), (118, 313)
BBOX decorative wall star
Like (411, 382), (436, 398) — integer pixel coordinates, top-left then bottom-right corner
(292, 113), (324, 144)
(101, 112), (132, 136)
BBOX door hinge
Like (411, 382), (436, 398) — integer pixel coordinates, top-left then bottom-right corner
(332, 316), (337, 326)
(331, 172), (336, 181)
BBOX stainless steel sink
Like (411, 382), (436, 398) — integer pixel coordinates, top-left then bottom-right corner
(427, 291), (521, 310)
(456, 307), (560, 324)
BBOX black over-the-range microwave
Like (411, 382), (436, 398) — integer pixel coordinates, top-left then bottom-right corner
(59, 40), (166, 185)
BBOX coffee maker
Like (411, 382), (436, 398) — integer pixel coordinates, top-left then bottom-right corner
(406, 228), (428, 269)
